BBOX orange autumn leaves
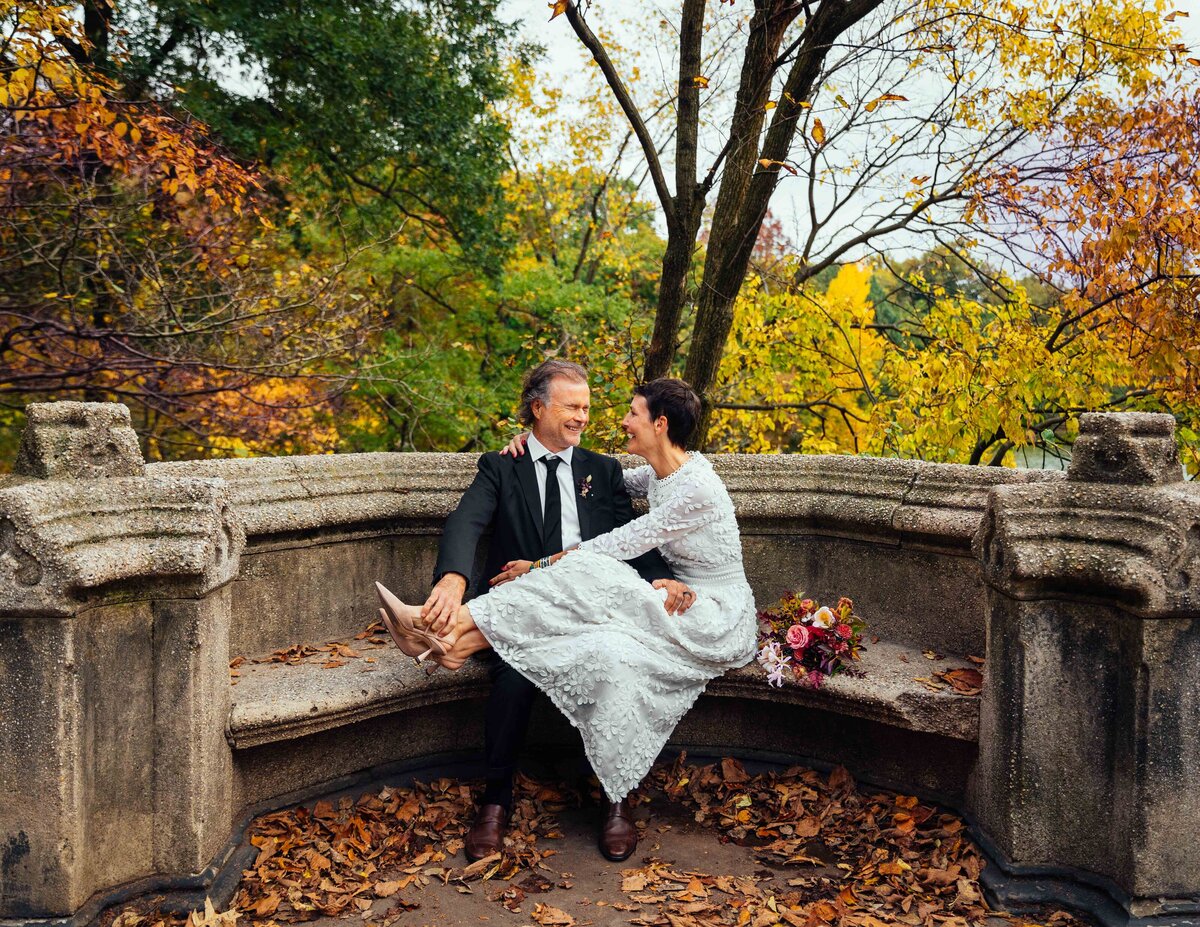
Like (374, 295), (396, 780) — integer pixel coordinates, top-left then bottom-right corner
(991, 88), (1200, 397)
(643, 757), (1051, 927)
(107, 757), (1082, 927)
(1, 1), (375, 458)
(231, 774), (570, 924)
(2, 1), (257, 217)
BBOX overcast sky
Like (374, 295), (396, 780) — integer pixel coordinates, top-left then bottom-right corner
(498, 0), (1200, 255)
(502, 0), (1200, 79)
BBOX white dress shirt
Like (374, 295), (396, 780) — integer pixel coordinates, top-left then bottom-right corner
(526, 432), (582, 550)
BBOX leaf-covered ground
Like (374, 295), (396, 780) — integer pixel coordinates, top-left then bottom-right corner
(109, 757), (1087, 927)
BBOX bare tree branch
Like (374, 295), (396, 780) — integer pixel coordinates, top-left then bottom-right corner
(562, 1), (677, 227)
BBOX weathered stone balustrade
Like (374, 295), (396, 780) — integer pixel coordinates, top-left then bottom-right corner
(1, 403), (1197, 927)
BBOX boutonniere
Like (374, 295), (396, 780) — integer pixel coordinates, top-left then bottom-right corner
(578, 474), (593, 499)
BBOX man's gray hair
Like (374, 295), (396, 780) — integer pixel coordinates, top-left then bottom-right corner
(517, 359), (589, 426)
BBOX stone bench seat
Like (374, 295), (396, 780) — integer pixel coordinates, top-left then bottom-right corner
(227, 635), (981, 750)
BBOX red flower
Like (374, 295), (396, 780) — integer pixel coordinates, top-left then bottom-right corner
(835, 623), (853, 639)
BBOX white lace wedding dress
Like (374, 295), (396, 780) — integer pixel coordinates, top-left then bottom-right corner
(467, 453), (758, 801)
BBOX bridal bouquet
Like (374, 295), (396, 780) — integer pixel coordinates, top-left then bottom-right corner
(756, 593), (866, 689)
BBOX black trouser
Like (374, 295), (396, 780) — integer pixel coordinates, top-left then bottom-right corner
(481, 654), (539, 809)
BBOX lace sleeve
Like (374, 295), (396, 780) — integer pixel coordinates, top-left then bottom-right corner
(622, 465), (653, 499)
(578, 475), (720, 560)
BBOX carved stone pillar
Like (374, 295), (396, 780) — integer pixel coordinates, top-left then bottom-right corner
(972, 412), (1200, 924)
(0, 403), (243, 920)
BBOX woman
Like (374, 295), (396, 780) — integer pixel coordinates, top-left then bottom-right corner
(375, 377), (757, 807)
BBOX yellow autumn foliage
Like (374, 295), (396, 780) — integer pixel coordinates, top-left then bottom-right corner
(709, 261), (1198, 473)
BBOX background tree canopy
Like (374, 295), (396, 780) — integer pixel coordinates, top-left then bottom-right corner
(99, 0), (516, 263)
(2, 0), (1198, 471)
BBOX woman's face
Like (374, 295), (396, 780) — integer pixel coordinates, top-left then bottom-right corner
(621, 395), (663, 455)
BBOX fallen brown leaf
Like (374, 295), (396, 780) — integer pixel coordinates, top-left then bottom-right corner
(186, 899), (238, 927)
(458, 851), (501, 880)
(530, 902), (575, 926)
(936, 667), (984, 695)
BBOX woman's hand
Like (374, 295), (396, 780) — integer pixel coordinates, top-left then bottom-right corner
(499, 432), (530, 457)
(489, 560), (533, 586)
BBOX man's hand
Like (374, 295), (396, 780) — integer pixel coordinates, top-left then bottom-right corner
(653, 579), (697, 616)
(489, 560), (533, 587)
(423, 572), (467, 635)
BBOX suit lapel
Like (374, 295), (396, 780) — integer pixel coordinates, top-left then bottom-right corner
(515, 451), (544, 541)
(571, 449), (592, 540)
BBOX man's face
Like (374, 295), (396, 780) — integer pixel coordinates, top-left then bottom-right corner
(531, 376), (590, 452)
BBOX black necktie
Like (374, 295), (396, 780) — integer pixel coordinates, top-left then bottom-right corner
(542, 456), (562, 555)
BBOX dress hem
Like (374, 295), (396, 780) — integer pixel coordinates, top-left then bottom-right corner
(477, 621), (653, 802)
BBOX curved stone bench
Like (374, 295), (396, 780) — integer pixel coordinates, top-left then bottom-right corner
(6, 403), (1199, 927)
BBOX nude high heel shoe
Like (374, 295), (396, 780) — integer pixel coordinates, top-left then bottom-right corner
(374, 582), (457, 663)
(378, 609), (431, 662)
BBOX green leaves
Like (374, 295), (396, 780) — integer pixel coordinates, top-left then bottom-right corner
(119, 0), (519, 269)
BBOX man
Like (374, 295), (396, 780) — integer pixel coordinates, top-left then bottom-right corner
(423, 359), (694, 862)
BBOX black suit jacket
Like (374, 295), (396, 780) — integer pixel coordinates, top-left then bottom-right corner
(434, 446), (673, 591)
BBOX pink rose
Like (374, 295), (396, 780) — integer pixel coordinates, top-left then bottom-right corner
(835, 623), (853, 639)
(786, 624), (811, 649)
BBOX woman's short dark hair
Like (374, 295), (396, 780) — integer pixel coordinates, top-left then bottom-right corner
(633, 378), (701, 447)
(517, 359), (589, 426)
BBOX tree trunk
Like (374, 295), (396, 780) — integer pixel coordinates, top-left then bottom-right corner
(683, 0), (884, 446)
(643, 0), (706, 381)
(682, 0), (799, 442)
(566, 0), (884, 426)
(644, 232), (695, 380)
